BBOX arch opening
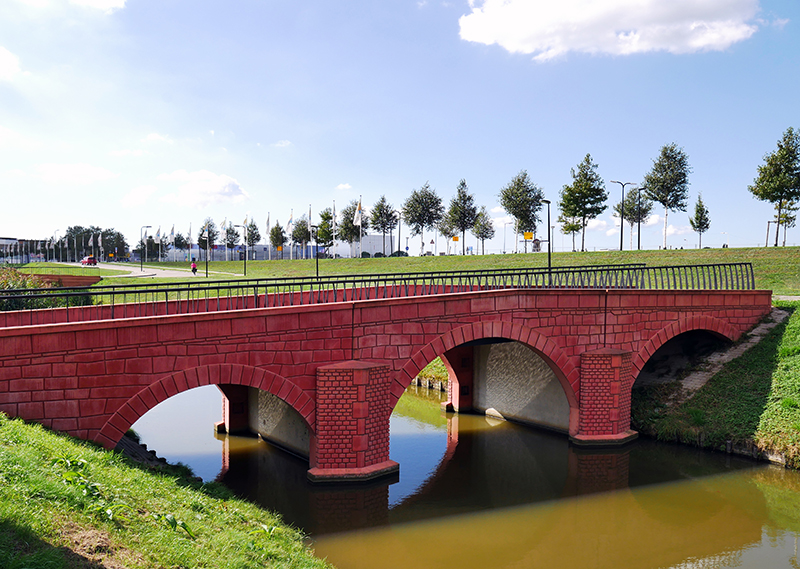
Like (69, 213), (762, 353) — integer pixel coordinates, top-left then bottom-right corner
(634, 330), (732, 388)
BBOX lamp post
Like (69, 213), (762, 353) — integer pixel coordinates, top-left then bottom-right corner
(234, 225), (247, 276)
(766, 221), (773, 247)
(310, 224), (319, 278)
(611, 181), (635, 251)
(636, 186), (646, 251)
(393, 210), (402, 256)
(541, 200), (552, 285)
(140, 226), (150, 272)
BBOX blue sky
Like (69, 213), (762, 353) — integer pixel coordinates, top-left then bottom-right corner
(1, 0), (797, 254)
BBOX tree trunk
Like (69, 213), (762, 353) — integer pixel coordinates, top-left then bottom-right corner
(775, 201), (783, 247)
(580, 216), (586, 252)
(663, 207), (668, 249)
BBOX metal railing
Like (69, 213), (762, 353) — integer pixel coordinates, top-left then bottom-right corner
(0, 262), (756, 328)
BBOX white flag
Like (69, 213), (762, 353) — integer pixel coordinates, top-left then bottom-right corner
(353, 199), (362, 226)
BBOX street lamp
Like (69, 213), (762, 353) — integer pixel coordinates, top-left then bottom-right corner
(636, 186), (646, 251)
(393, 210), (402, 256)
(611, 181), (635, 251)
(234, 225), (247, 276)
(310, 224), (320, 278)
(52, 230), (60, 263)
(541, 200), (552, 285)
(140, 226), (151, 272)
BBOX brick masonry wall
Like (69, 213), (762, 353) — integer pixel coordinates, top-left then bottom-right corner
(578, 349), (633, 436)
(0, 288), (772, 452)
(314, 362), (391, 470)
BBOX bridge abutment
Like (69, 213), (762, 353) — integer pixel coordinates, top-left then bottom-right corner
(440, 345), (474, 413)
(571, 348), (637, 447)
(308, 361), (399, 483)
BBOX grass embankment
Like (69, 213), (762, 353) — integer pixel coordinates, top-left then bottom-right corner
(123, 246), (800, 294)
(632, 301), (800, 467)
(10, 263), (129, 277)
(0, 414), (332, 569)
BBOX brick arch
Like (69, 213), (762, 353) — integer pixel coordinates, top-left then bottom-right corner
(632, 315), (740, 376)
(93, 364), (314, 450)
(392, 320), (579, 411)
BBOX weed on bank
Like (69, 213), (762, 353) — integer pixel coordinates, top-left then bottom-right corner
(0, 413), (332, 569)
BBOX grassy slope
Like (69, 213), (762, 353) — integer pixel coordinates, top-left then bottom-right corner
(632, 301), (800, 467)
(130, 246), (800, 294)
(0, 414), (332, 569)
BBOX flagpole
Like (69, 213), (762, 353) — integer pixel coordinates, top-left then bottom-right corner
(359, 195), (363, 259)
(332, 200), (336, 260)
(266, 213), (271, 261)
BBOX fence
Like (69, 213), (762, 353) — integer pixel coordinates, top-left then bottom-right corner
(0, 263), (756, 328)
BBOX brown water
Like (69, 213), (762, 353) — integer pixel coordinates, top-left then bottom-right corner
(133, 385), (800, 569)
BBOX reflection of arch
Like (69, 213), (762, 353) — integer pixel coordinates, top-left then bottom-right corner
(94, 364), (314, 449)
(393, 321), (579, 411)
(632, 316), (738, 376)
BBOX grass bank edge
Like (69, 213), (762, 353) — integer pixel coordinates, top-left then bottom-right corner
(0, 414), (333, 569)
(631, 300), (800, 468)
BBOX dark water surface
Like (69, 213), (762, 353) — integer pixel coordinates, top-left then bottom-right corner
(133, 385), (800, 569)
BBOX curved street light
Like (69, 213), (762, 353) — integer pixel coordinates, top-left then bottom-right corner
(611, 181), (635, 251)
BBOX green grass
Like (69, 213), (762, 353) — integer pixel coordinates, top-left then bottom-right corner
(632, 302), (800, 467)
(0, 414), (332, 569)
(9, 262), (129, 277)
(126, 246), (800, 294)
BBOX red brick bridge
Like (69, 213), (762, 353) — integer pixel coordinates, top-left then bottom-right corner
(0, 265), (771, 481)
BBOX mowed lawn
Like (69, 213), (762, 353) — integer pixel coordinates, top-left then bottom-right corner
(134, 246), (799, 294)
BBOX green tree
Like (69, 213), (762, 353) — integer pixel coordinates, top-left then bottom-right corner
(403, 182), (444, 255)
(370, 195), (398, 256)
(173, 232), (189, 251)
(291, 218), (311, 258)
(472, 206), (495, 255)
(644, 143), (692, 249)
(499, 170), (544, 253)
(557, 215), (582, 252)
(338, 201), (370, 244)
(688, 195), (711, 248)
(197, 218), (218, 261)
(775, 199), (798, 247)
(437, 217), (457, 254)
(245, 220), (261, 248)
(224, 222), (240, 250)
(558, 154), (607, 252)
(612, 188), (654, 250)
(316, 208), (334, 249)
(269, 222), (287, 259)
(446, 179), (479, 255)
(749, 127), (800, 247)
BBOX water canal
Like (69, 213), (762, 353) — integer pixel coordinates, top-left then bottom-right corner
(132, 385), (800, 569)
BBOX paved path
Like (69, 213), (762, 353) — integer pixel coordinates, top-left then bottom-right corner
(59, 262), (239, 279)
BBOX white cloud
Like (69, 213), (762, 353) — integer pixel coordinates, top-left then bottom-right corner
(0, 125), (39, 149)
(121, 185), (157, 207)
(142, 132), (173, 144)
(459, 0), (761, 61)
(491, 215), (514, 227)
(158, 169), (248, 208)
(666, 224), (693, 236)
(271, 140), (292, 148)
(586, 218), (609, 231)
(0, 47), (21, 82)
(69, 0), (126, 14)
(646, 214), (662, 227)
(108, 149), (144, 157)
(336, 183), (352, 190)
(37, 163), (118, 185)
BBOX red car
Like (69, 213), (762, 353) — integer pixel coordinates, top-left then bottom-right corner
(81, 256), (97, 266)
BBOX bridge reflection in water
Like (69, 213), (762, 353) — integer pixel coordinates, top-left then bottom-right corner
(215, 388), (773, 550)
